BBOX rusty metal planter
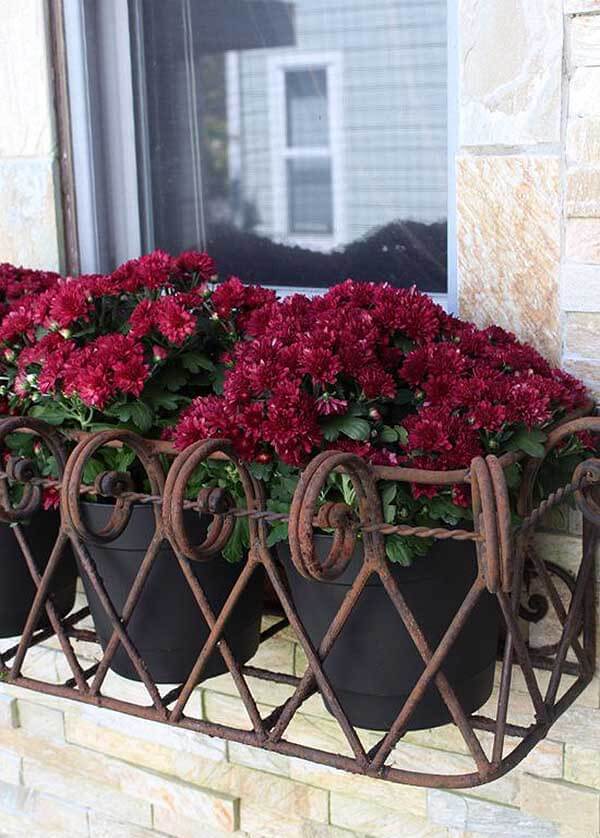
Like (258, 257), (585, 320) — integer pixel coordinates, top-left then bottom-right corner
(0, 409), (598, 791)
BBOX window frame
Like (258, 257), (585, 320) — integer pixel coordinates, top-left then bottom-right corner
(60, 0), (457, 310)
(267, 51), (345, 252)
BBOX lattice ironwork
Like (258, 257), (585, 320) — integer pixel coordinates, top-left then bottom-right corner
(0, 410), (598, 790)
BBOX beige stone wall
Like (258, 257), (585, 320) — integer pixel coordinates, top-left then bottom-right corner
(0, 0), (63, 271)
(457, 0), (600, 396)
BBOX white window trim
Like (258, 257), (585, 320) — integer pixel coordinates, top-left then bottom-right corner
(267, 50), (346, 252)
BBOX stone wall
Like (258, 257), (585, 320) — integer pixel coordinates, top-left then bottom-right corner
(0, 0), (63, 272)
(0, 1), (599, 837)
(457, 0), (600, 397)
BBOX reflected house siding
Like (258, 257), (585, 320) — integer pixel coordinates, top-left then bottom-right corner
(237, 0), (447, 246)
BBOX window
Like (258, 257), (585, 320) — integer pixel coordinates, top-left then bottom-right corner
(63, 0), (455, 302)
(268, 55), (344, 249)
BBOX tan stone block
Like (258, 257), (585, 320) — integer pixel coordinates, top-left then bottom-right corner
(459, 0), (562, 145)
(153, 807), (246, 838)
(22, 757), (153, 828)
(0, 780), (89, 836)
(228, 741), (291, 777)
(289, 755), (428, 816)
(203, 690), (272, 731)
(428, 789), (558, 837)
(0, 747), (21, 785)
(566, 219), (600, 262)
(521, 774), (600, 833)
(571, 68), (600, 117)
(457, 156), (561, 362)
(89, 811), (164, 838)
(571, 14), (600, 66)
(561, 263), (600, 312)
(388, 741), (518, 806)
(0, 0), (56, 157)
(330, 791), (445, 837)
(565, 312), (600, 361)
(563, 359), (600, 400)
(27, 791), (90, 837)
(0, 158), (62, 272)
(0, 694), (18, 729)
(246, 633), (296, 675)
(240, 804), (354, 838)
(204, 670), (295, 709)
(567, 167), (600, 217)
(564, 743), (600, 789)
(17, 700), (64, 741)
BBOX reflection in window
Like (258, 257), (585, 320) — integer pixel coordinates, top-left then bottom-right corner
(130, 0), (448, 291)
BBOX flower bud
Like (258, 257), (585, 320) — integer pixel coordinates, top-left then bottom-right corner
(256, 452), (272, 464)
(3, 348), (15, 362)
(31, 392), (41, 403)
(152, 345), (168, 362)
(369, 407), (382, 422)
(59, 328), (71, 339)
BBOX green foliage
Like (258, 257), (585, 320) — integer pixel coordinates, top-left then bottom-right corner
(322, 415), (371, 442)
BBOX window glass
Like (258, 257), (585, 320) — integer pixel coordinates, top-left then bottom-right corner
(286, 69), (329, 148)
(126, 0), (448, 291)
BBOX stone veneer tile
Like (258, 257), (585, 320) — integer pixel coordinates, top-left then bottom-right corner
(428, 790), (559, 837)
(565, 312), (600, 357)
(521, 776), (600, 834)
(563, 358), (600, 398)
(0, 0), (55, 157)
(567, 117), (600, 164)
(459, 0), (562, 145)
(565, 218), (600, 262)
(457, 155), (561, 361)
(567, 167), (600, 216)
(330, 792), (445, 837)
(561, 263), (600, 311)
(0, 157), (62, 271)
(570, 68), (600, 117)
(564, 744), (600, 790)
(570, 13), (600, 66)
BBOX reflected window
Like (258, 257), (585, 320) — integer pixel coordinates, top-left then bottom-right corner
(71, 0), (450, 293)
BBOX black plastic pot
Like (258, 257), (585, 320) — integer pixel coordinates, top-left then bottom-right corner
(77, 503), (264, 684)
(0, 511), (77, 638)
(278, 536), (499, 731)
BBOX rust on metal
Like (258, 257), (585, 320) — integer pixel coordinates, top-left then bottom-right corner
(0, 412), (597, 790)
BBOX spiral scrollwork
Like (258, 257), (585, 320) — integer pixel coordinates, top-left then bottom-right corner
(162, 438), (263, 562)
(0, 417), (67, 524)
(287, 450), (384, 582)
(61, 429), (164, 544)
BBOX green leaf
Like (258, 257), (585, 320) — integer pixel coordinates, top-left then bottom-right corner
(30, 403), (69, 426)
(322, 415), (371, 442)
(395, 426), (409, 446)
(507, 428), (547, 459)
(181, 352), (215, 374)
(385, 535), (413, 567)
(83, 458), (105, 485)
(380, 426), (398, 443)
(127, 402), (154, 433)
(381, 483), (397, 507)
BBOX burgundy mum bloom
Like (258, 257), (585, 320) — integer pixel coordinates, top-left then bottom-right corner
(154, 298), (196, 345)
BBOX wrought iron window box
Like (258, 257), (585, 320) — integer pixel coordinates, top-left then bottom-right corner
(0, 410), (598, 791)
